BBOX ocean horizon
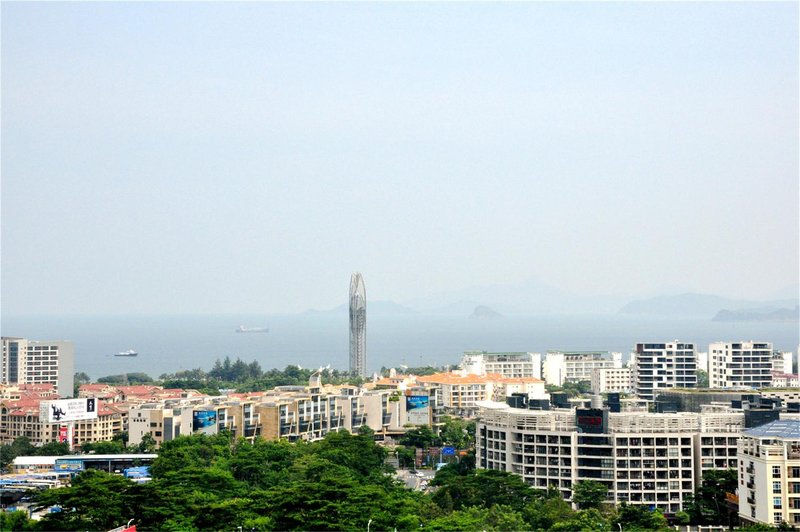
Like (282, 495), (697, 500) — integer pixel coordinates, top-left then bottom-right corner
(1, 312), (798, 380)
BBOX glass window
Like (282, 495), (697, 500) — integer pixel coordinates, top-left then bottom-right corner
(774, 466), (782, 477)
(774, 482), (782, 493)
(774, 497), (783, 509)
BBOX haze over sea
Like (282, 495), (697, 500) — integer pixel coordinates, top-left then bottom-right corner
(2, 313), (797, 380)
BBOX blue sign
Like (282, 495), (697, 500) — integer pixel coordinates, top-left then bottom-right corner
(442, 446), (456, 456)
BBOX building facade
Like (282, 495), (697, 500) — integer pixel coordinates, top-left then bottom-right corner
(591, 368), (634, 394)
(738, 420), (800, 527)
(633, 342), (697, 401)
(542, 351), (622, 386)
(476, 401), (743, 514)
(1, 337), (74, 397)
(460, 351), (542, 379)
(349, 273), (367, 377)
(709, 341), (773, 389)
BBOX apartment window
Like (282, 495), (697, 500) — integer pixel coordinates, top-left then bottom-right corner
(775, 513), (783, 523)
(774, 482), (782, 493)
(774, 466), (782, 477)
(774, 497), (783, 509)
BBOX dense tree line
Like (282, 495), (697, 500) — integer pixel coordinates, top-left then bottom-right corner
(84, 360), (366, 396)
(4, 431), (673, 531)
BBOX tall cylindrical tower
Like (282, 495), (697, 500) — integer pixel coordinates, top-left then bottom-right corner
(349, 272), (367, 377)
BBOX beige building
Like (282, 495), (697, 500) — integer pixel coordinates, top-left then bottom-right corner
(591, 368), (634, 394)
(417, 372), (546, 416)
(0, 384), (125, 447)
(738, 419), (800, 527)
(1, 338), (74, 397)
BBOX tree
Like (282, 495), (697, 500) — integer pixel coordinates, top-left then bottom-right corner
(138, 433), (157, 453)
(432, 470), (538, 513)
(439, 416), (474, 449)
(697, 369), (709, 388)
(32, 470), (140, 531)
(1, 436), (36, 469)
(614, 503), (670, 531)
(684, 468), (737, 525)
(73, 371), (91, 396)
(572, 480), (609, 510)
(550, 508), (612, 532)
(400, 426), (439, 449)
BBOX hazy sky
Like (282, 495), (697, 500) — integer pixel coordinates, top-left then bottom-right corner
(2, 2), (798, 315)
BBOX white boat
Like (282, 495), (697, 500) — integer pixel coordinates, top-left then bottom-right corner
(115, 349), (138, 357)
(235, 326), (269, 333)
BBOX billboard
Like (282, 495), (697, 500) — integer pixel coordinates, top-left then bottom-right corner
(40, 398), (97, 423)
(192, 410), (217, 435)
(576, 408), (609, 434)
(406, 395), (430, 426)
(55, 459), (84, 472)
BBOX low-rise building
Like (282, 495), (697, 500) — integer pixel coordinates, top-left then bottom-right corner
(543, 351), (622, 386)
(591, 368), (633, 394)
(460, 351), (542, 379)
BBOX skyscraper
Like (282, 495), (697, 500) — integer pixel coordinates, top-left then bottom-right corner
(1, 337), (75, 397)
(349, 272), (367, 377)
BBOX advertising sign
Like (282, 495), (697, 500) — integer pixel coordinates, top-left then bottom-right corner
(39, 398), (97, 423)
(576, 408), (608, 434)
(55, 459), (84, 472)
(192, 410), (217, 435)
(406, 395), (430, 426)
(442, 446), (456, 456)
(58, 426), (69, 443)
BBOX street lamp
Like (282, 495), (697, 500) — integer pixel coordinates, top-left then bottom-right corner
(367, 519), (373, 532)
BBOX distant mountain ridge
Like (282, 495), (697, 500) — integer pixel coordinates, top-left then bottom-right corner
(713, 306), (799, 322)
(619, 293), (800, 317)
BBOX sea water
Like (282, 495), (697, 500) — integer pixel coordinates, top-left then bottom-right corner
(1, 313), (798, 380)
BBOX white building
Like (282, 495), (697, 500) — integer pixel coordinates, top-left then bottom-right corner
(697, 352), (709, 374)
(591, 368), (634, 394)
(738, 419), (800, 527)
(633, 342), (697, 401)
(542, 351), (621, 386)
(477, 401), (743, 514)
(1, 337), (74, 397)
(709, 341), (773, 389)
(773, 351), (794, 375)
(460, 351), (542, 379)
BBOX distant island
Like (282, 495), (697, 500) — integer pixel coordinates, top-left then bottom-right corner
(469, 305), (503, 319)
(713, 306), (799, 322)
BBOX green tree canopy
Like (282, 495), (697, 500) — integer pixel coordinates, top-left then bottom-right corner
(572, 480), (609, 510)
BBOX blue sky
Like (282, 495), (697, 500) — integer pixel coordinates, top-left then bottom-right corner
(2, 2), (797, 315)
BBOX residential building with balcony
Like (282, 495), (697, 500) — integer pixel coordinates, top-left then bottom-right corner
(709, 341), (773, 389)
(543, 351), (622, 386)
(476, 400), (744, 515)
(738, 419), (800, 527)
(460, 351), (542, 379)
(633, 342), (697, 401)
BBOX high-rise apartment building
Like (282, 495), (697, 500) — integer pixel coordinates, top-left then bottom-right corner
(709, 341), (773, 389)
(1, 337), (74, 397)
(477, 400), (743, 514)
(349, 273), (367, 377)
(633, 341), (697, 401)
